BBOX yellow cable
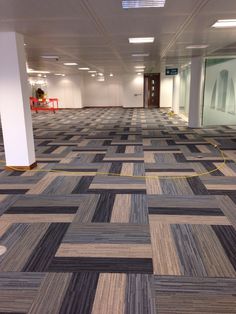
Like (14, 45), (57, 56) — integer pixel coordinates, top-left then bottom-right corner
(0, 143), (228, 180)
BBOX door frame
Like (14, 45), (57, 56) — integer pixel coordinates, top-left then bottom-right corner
(144, 73), (160, 108)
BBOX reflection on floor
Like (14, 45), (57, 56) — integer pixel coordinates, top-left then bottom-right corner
(0, 108), (236, 313)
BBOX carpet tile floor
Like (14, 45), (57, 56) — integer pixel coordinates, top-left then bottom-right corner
(0, 108), (236, 313)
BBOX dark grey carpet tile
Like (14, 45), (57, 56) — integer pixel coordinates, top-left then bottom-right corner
(0, 189), (29, 194)
(48, 257), (153, 273)
(171, 224), (207, 277)
(125, 274), (156, 314)
(59, 272), (99, 314)
(91, 193), (116, 222)
(130, 194), (149, 224)
(71, 176), (94, 194)
(43, 146), (59, 154)
(187, 177), (210, 195)
(153, 275), (236, 294)
(6, 206), (78, 214)
(88, 189), (147, 194)
(109, 162), (122, 174)
(62, 223), (150, 244)
(173, 153), (188, 162)
(0, 272), (45, 289)
(22, 223), (69, 272)
(149, 207), (224, 216)
(116, 145), (126, 153)
(187, 144), (201, 153)
(201, 161), (224, 176)
(212, 225), (236, 271)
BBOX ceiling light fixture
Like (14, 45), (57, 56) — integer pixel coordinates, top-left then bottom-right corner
(212, 19), (236, 28)
(91, 74), (96, 77)
(134, 65), (146, 69)
(98, 73), (104, 76)
(27, 70), (50, 74)
(55, 74), (65, 76)
(88, 71), (97, 73)
(41, 55), (59, 59)
(129, 37), (154, 44)
(132, 53), (149, 57)
(137, 72), (142, 75)
(186, 45), (208, 49)
(122, 0), (166, 9)
(109, 73), (114, 77)
(63, 62), (78, 66)
(78, 67), (90, 70)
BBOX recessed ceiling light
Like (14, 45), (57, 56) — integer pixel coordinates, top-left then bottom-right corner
(63, 62), (78, 66)
(136, 69), (144, 72)
(109, 73), (114, 77)
(212, 19), (236, 28)
(137, 72), (142, 75)
(78, 67), (90, 70)
(132, 53), (149, 57)
(98, 73), (104, 76)
(37, 74), (42, 77)
(91, 74), (96, 77)
(98, 76), (105, 82)
(186, 45), (208, 49)
(41, 55), (59, 59)
(88, 71), (97, 73)
(134, 65), (146, 69)
(55, 74), (65, 76)
(122, 0), (166, 9)
(129, 37), (154, 44)
(27, 70), (50, 74)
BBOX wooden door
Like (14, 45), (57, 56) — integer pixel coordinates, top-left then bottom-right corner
(144, 73), (160, 108)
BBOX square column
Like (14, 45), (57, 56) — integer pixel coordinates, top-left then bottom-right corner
(0, 32), (36, 169)
(172, 74), (180, 114)
(188, 57), (205, 128)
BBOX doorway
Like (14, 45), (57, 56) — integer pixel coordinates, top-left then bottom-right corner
(144, 73), (160, 108)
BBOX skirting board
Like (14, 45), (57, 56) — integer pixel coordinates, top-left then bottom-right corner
(5, 161), (37, 171)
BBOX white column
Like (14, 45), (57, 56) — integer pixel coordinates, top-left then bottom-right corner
(172, 74), (180, 114)
(0, 32), (36, 169)
(188, 57), (205, 128)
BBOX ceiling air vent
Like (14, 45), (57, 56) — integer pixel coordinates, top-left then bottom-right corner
(122, 0), (166, 9)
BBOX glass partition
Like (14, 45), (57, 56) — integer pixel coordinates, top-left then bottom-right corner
(179, 65), (191, 119)
(203, 58), (236, 126)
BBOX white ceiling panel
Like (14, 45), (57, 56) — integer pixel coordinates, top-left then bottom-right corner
(0, 0), (236, 75)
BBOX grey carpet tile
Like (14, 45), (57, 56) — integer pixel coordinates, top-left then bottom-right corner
(0, 108), (236, 313)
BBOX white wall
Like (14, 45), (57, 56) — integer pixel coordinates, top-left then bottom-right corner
(47, 75), (84, 108)
(160, 74), (173, 108)
(84, 74), (144, 108)
(121, 75), (144, 108)
(46, 73), (145, 108)
(83, 76), (122, 107)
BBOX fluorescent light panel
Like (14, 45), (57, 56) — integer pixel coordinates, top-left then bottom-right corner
(64, 62), (78, 66)
(27, 70), (50, 74)
(129, 37), (154, 43)
(186, 45), (208, 49)
(212, 19), (236, 28)
(134, 65), (146, 68)
(78, 67), (90, 70)
(122, 0), (166, 9)
(55, 74), (65, 76)
(132, 53), (149, 57)
(88, 71), (97, 73)
(41, 55), (59, 59)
